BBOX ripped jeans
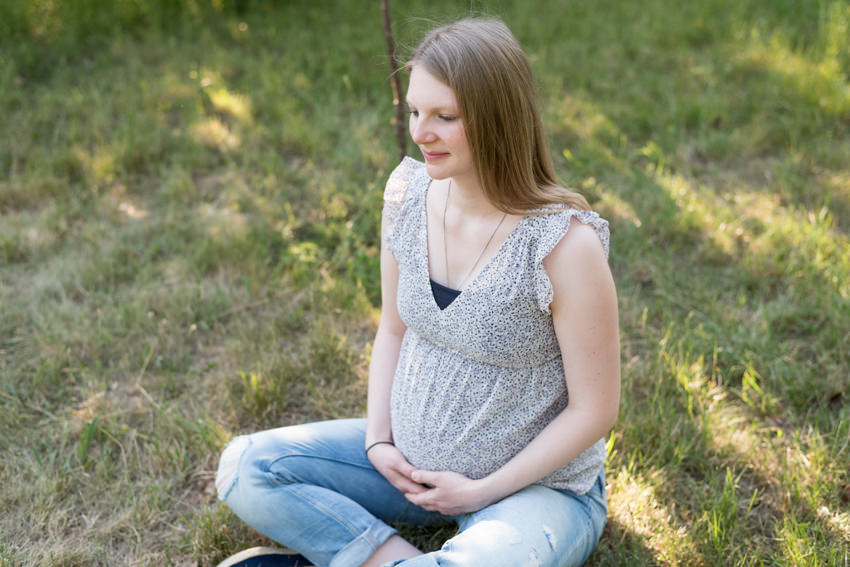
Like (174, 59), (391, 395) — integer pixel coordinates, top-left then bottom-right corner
(216, 419), (607, 567)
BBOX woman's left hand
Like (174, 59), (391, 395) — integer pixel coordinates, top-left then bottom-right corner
(403, 469), (499, 516)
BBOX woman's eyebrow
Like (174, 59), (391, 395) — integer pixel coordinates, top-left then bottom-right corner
(404, 98), (456, 112)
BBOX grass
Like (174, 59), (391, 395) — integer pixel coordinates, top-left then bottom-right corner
(1, 0), (848, 565)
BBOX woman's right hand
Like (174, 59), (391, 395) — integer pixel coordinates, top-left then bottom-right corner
(367, 444), (428, 495)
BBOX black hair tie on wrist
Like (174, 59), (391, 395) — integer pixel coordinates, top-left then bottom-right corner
(365, 440), (394, 456)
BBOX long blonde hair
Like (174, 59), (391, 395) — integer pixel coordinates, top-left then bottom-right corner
(407, 17), (589, 213)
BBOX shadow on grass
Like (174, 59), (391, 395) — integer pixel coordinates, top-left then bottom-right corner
(552, 66), (848, 558)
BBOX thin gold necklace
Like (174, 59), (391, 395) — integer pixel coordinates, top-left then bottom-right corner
(442, 179), (508, 290)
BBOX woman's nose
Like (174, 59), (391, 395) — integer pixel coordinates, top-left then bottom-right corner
(410, 117), (436, 144)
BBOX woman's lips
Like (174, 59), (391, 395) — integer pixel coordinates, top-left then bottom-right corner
(422, 150), (450, 161)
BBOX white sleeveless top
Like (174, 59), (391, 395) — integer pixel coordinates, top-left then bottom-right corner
(384, 157), (609, 493)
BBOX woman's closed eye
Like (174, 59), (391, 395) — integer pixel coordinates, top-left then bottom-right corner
(407, 108), (456, 122)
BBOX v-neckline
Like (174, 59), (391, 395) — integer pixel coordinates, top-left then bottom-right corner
(420, 175), (528, 312)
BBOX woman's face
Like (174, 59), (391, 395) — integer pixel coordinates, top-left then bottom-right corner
(406, 66), (475, 182)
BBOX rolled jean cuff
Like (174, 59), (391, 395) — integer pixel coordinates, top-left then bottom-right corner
(329, 518), (398, 567)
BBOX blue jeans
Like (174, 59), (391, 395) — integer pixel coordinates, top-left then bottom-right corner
(216, 419), (607, 567)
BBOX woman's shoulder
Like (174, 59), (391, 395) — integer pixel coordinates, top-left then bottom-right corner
(388, 156), (427, 186)
(526, 207), (610, 259)
(384, 156), (428, 205)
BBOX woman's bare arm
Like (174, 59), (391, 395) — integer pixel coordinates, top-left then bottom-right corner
(366, 216), (427, 495)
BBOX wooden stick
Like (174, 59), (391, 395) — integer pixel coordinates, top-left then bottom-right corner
(381, 0), (406, 161)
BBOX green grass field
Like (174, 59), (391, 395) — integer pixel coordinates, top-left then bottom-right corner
(1, 0), (848, 565)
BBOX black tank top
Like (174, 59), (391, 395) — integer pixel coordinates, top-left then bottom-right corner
(430, 279), (461, 310)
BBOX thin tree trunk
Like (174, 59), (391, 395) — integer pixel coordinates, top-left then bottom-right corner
(381, 0), (406, 161)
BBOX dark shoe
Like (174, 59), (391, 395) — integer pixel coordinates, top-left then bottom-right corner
(215, 546), (314, 567)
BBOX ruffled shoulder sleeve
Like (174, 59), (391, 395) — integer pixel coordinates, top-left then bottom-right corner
(382, 156), (425, 257)
(532, 208), (610, 313)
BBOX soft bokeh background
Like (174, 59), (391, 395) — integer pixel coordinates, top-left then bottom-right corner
(1, 1), (848, 565)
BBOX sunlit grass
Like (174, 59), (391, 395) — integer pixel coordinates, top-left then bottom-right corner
(606, 468), (702, 565)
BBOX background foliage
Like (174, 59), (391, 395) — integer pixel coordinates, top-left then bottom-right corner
(1, 0), (848, 565)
